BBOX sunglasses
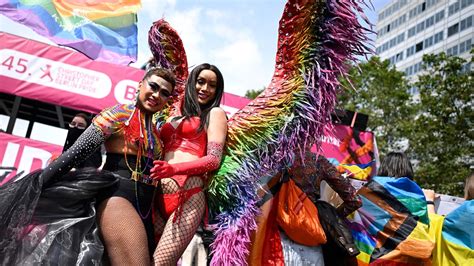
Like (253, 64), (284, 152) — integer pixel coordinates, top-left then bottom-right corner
(146, 80), (172, 99)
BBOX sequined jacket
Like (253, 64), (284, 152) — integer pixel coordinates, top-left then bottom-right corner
(288, 152), (362, 217)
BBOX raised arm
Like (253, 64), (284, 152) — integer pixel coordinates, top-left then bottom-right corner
(40, 104), (127, 183)
(289, 153), (361, 217)
(316, 157), (362, 217)
(151, 107), (228, 178)
(40, 125), (105, 183)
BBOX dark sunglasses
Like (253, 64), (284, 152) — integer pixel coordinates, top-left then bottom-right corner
(146, 80), (172, 98)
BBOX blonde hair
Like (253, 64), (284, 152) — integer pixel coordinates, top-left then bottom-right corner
(465, 173), (474, 200)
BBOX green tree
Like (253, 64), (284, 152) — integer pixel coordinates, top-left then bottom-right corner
(244, 87), (265, 100)
(338, 56), (413, 155)
(408, 52), (473, 195)
(339, 53), (473, 196)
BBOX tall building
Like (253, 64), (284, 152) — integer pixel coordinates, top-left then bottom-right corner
(375, 0), (473, 84)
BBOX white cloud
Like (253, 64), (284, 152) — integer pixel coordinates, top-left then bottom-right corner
(204, 17), (269, 95)
(205, 9), (226, 21)
(133, 2), (277, 96)
(213, 37), (268, 96)
(212, 24), (243, 40)
(167, 8), (206, 67)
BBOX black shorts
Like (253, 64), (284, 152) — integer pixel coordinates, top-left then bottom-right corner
(99, 153), (157, 255)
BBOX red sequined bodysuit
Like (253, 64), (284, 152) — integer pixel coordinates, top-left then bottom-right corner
(157, 117), (208, 220)
(160, 117), (207, 158)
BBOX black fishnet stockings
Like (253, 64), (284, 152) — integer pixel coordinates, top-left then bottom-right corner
(98, 197), (151, 265)
(153, 177), (206, 265)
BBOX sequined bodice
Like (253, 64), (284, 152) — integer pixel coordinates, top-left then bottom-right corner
(160, 117), (207, 157)
(93, 104), (162, 159)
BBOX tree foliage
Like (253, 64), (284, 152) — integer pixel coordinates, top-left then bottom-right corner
(408, 52), (473, 195)
(244, 88), (265, 100)
(338, 56), (412, 155)
(339, 53), (473, 196)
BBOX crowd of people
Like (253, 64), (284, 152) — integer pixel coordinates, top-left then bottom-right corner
(0, 63), (227, 264)
(1, 60), (472, 264)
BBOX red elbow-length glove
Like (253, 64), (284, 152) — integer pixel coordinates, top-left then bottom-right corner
(150, 142), (224, 179)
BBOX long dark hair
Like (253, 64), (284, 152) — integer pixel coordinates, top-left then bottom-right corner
(180, 63), (224, 131)
(377, 152), (414, 179)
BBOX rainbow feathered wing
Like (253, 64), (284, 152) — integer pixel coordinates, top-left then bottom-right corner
(148, 18), (188, 118)
(207, 0), (371, 264)
(148, 0), (371, 264)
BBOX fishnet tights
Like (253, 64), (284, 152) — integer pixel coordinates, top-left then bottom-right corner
(153, 176), (206, 265)
(98, 197), (151, 266)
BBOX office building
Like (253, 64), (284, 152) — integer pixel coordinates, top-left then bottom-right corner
(376, 0), (473, 83)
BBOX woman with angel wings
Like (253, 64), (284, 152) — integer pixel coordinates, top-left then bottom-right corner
(148, 0), (370, 264)
(147, 20), (230, 264)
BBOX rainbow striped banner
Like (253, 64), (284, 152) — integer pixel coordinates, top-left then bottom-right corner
(0, 0), (140, 65)
(347, 176), (435, 265)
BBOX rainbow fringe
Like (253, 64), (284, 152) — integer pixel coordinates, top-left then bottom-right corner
(207, 0), (371, 264)
(148, 19), (188, 118)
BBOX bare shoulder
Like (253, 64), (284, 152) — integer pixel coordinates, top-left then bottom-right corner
(207, 107), (228, 138)
(209, 107), (227, 120)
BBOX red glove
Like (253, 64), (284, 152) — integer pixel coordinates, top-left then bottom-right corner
(150, 142), (224, 179)
(150, 160), (176, 179)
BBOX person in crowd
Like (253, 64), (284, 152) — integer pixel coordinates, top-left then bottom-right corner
(463, 172), (474, 200)
(290, 152), (362, 217)
(423, 188), (437, 214)
(63, 112), (102, 169)
(346, 151), (435, 265)
(284, 152), (362, 265)
(149, 63), (227, 265)
(249, 151), (362, 266)
(377, 151), (414, 180)
(427, 173), (474, 265)
(424, 172), (473, 214)
(93, 67), (175, 264)
(0, 67), (176, 265)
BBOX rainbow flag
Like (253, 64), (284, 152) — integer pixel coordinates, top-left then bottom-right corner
(430, 201), (474, 265)
(347, 176), (435, 265)
(0, 0), (140, 65)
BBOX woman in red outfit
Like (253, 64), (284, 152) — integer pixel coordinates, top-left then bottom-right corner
(150, 63), (227, 264)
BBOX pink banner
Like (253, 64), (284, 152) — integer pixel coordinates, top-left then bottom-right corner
(0, 32), (143, 113)
(0, 32), (249, 115)
(0, 132), (62, 184)
(317, 125), (376, 181)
